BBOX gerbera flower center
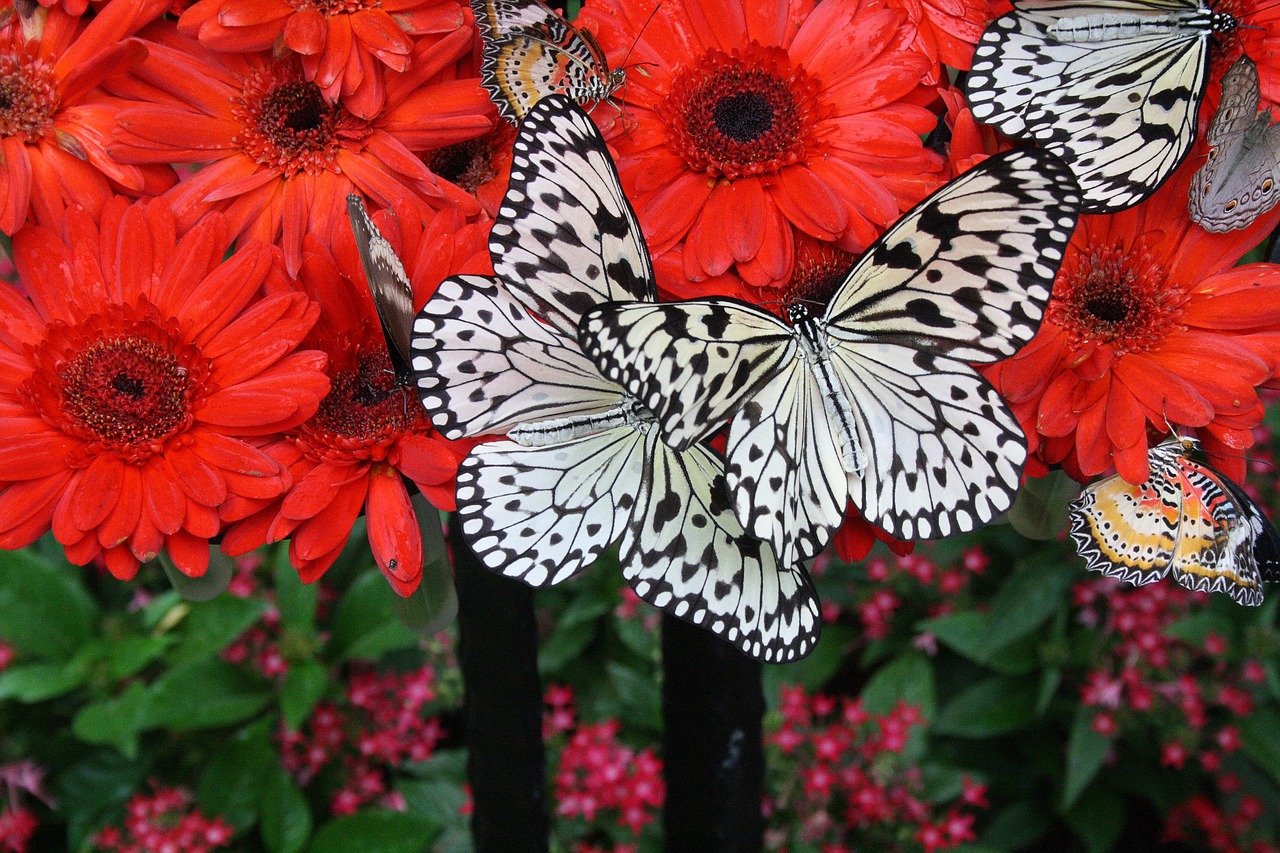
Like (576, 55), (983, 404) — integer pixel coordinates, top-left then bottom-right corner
(25, 307), (208, 462)
(286, 0), (375, 13)
(296, 349), (422, 462)
(428, 131), (503, 195)
(0, 50), (57, 142)
(1048, 244), (1188, 354)
(783, 243), (855, 310)
(233, 68), (365, 176)
(660, 43), (820, 180)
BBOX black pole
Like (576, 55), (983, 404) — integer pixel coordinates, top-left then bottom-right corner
(451, 517), (549, 853)
(662, 613), (765, 853)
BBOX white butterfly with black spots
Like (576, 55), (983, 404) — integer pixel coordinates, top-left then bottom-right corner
(577, 148), (1083, 567)
(1070, 436), (1280, 605)
(966, 0), (1237, 212)
(347, 196), (416, 386)
(1190, 54), (1280, 232)
(411, 95), (820, 662)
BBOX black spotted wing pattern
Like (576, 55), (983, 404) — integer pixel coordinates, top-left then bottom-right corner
(347, 196), (415, 384)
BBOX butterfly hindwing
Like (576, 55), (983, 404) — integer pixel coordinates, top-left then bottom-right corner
(347, 196), (415, 384)
(412, 275), (621, 441)
(825, 149), (1079, 362)
(1190, 54), (1280, 232)
(966, 0), (1226, 212)
(492, 95), (655, 335)
(1069, 437), (1271, 604)
(623, 436), (821, 663)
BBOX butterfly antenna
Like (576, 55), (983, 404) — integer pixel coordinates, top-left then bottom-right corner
(617, 2), (662, 73)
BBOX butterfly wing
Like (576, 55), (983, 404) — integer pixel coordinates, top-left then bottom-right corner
(412, 275), (622, 440)
(492, 95), (655, 335)
(967, 0), (1215, 211)
(455, 428), (646, 586)
(347, 196), (414, 384)
(1167, 455), (1265, 604)
(580, 299), (798, 450)
(824, 148), (1079, 362)
(622, 435), (821, 663)
(831, 344), (1028, 540)
(1190, 56), (1280, 232)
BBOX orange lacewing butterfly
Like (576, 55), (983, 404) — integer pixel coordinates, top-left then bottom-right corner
(1069, 436), (1280, 605)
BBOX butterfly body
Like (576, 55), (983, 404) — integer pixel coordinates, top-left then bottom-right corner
(1190, 54), (1280, 232)
(967, 0), (1233, 211)
(580, 149), (1083, 565)
(412, 96), (820, 662)
(472, 0), (624, 124)
(1070, 436), (1280, 605)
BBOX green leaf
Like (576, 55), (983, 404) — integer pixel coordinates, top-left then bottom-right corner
(280, 660), (329, 731)
(607, 661), (661, 731)
(398, 779), (468, 825)
(393, 498), (457, 635)
(160, 547), (235, 602)
(1062, 704), (1111, 810)
(1006, 470), (1079, 540)
(980, 799), (1052, 850)
(921, 611), (993, 664)
(197, 719), (275, 830)
(0, 660), (87, 702)
(106, 634), (172, 680)
(260, 764), (311, 853)
(329, 571), (420, 661)
(0, 548), (97, 659)
(1164, 611), (1234, 646)
(982, 561), (1075, 655)
(538, 620), (597, 673)
(274, 553), (318, 638)
(1063, 782), (1124, 853)
(1241, 707), (1280, 786)
(788, 624), (855, 693)
(860, 650), (936, 718)
(72, 683), (152, 758)
(309, 811), (440, 853)
(933, 676), (1037, 737)
(170, 594), (269, 665)
(142, 659), (271, 731)
(58, 749), (147, 851)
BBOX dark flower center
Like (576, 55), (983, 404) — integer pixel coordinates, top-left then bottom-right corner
(233, 67), (369, 176)
(1048, 243), (1187, 354)
(428, 125), (511, 195)
(25, 307), (209, 462)
(0, 43), (57, 142)
(660, 43), (820, 180)
(296, 348), (423, 461)
(785, 242), (855, 309)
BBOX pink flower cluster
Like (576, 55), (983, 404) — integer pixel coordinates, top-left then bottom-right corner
(91, 786), (233, 853)
(1165, 795), (1280, 853)
(0, 807), (36, 853)
(766, 688), (986, 852)
(545, 687), (663, 846)
(1073, 576), (1273, 847)
(279, 663), (446, 815)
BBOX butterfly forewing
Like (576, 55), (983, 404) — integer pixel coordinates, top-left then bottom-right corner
(1190, 55), (1280, 232)
(347, 196), (415, 384)
(493, 95), (655, 336)
(580, 299), (799, 450)
(967, 0), (1223, 211)
(413, 275), (622, 441)
(624, 437), (822, 663)
(825, 149), (1079, 362)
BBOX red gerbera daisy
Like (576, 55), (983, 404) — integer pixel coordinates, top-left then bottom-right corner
(425, 121), (515, 217)
(881, 0), (993, 78)
(982, 160), (1280, 486)
(576, 0), (946, 292)
(221, 203), (489, 595)
(0, 0), (175, 235)
(177, 0), (468, 119)
(0, 197), (330, 580)
(108, 22), (492, 274)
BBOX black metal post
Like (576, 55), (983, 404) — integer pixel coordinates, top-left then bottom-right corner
(662, 613), (765, 853)
(451, 517), (549, 853)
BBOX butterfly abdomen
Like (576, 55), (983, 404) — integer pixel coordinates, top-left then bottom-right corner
(1048, 10), (1212, 42)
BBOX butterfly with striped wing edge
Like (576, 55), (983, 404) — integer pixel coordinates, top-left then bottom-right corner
(1190, 53), (1280, 232)
(472, 0), (625, 125)
(1069, 436), (1280, 605)
(966, 0), (1238, 213)
(410, 95), (820, 662)
(577, 149), (1083, 568)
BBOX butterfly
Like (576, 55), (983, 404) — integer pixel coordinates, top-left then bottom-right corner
(347, 196), (415, 386)
(411, 95), (820, 662)
(471, 0), (625, 125)
(1069, 436), (1280, 604)
(966, 0), (1238, 212)
(577, 148), (1083, 567)
(1190, 54), (1280, 232)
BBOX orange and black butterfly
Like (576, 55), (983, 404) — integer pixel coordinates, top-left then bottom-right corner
(1070, 436), (1280, 605)
(471, 0), (625, 124)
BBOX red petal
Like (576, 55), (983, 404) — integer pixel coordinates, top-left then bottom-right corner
(166, 529), (211, 577)
(394, 434), (459, 487)
(283, 8), (328, 54)
(71, 453), (124, 531)
(367, 464), (422, 596)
